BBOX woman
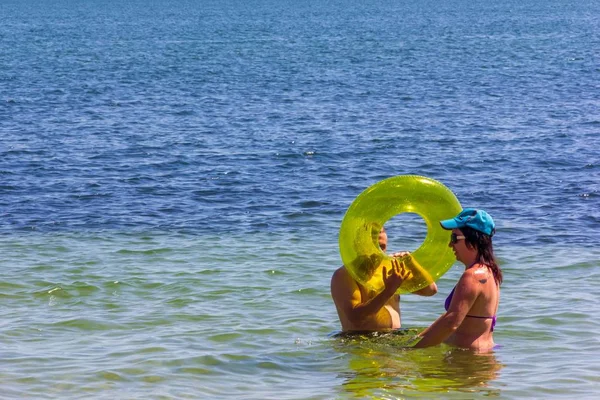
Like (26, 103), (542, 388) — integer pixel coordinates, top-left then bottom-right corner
(414, 208), (502, 351)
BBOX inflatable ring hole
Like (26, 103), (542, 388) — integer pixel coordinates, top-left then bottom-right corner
(384, 213), (428, 254)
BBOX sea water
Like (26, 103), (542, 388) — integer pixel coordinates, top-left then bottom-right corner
(1, 0), (599, 398)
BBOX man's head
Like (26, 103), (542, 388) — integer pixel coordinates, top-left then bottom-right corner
(351, 252), (384, 280)
(378, 226), (388, 252)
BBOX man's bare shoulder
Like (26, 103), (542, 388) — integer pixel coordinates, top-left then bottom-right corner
(331, 266), (349, 284)
(331, 266), (358, 290)
(332, 265), (349, 278)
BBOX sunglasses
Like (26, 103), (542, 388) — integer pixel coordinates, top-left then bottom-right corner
(450, 233), (466, 244)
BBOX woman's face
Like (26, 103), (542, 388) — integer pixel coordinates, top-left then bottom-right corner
(449, 228), (470, 263)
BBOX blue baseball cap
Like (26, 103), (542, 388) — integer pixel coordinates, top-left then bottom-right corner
(440, 208), (496, 236)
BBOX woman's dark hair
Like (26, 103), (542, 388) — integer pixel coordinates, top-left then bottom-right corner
(461, 226), (503, 285)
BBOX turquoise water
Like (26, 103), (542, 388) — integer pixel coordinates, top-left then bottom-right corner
(2, 234), (600, 398)
(2, 0), (600, 398)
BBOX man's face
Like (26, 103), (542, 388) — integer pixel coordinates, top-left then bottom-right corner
(378, 230), (388, 252)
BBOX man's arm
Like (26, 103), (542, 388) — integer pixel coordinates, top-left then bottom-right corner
(331, 267), (397, 326)
(397, 253), (438, 296)
(331, 261), (407, 328)
(411, 282), (438, 296)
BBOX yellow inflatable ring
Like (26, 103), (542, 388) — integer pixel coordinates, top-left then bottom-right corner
(339, 175), (462, 294)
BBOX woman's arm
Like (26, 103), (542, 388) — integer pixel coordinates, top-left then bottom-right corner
(413, 272), (479, 348)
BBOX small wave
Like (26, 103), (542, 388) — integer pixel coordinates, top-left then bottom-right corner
(116, 247), (174, 255)
(52, 318), (121, 330)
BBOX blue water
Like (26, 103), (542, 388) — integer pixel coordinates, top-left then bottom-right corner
(1, 0), (600, 398)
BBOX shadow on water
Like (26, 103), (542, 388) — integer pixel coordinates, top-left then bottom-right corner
(330, 329), (504, 398)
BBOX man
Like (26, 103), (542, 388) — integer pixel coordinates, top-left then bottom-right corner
(331, 227), (438, 332)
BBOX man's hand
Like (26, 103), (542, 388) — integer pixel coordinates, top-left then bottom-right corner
(382, 258), (414, 293)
